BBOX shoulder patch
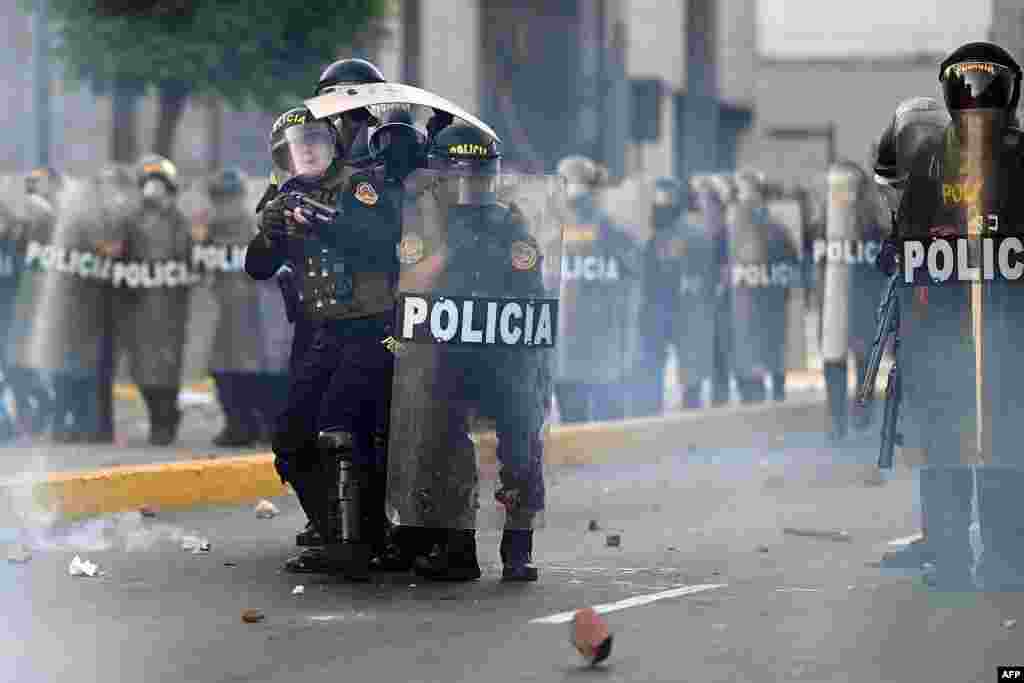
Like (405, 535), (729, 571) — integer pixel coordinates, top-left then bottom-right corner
(510, 240), (539, 271)
(354, 182), (379, 206)
(397, 233), (425, 265)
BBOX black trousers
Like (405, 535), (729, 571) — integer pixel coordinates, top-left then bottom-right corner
(273, 316), (395, 477)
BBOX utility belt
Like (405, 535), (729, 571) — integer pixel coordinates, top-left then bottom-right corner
(318, 311), (395, 340)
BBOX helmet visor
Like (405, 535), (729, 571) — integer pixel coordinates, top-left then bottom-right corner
(427, 155), (499, 177)
(942, 61), (1017, 111)
(272, 122), (337, 181)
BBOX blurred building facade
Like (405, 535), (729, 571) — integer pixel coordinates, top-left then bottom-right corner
(1, 0), (757, 185)
(738, 53), (942, 192)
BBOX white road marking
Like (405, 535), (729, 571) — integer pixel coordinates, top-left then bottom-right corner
(775, 587), (820, 593)
(529, 584), (726, 624)
(887, 533), (923, 547)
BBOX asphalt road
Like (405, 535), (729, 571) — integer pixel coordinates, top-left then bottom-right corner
(3, 433), (1022, 683)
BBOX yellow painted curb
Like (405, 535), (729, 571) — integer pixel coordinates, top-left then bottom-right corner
(1, 396), (828, 520)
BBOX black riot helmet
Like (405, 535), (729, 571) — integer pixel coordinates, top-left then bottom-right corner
(427, 123), (501, 175)
(939, 42), (1022, 114)
(314, 58), (386, 96)
(269, 106), (337, 185)
(428, 123), (501, 204)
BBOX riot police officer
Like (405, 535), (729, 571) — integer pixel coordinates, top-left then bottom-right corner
(201, 168), (267, 447)
(387, 123), (554, 581)
(820, 161), (888, 441)
(634, 177), (689, 416)
(873, 43), (1024, 590)
(727, 170), (800, 403)
(247, 104), (403, 578)
(123, 155), (193, 446)
(7, 167), (59, 436)
(555, 155), (642, 423)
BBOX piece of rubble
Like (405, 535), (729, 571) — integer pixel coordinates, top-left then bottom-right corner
(756, 545), (770, 553)
(181, 535), (211, 553)
(605, 534), (621, 548)
(138, 505), (158, 518)
(241, 609), (265, 624)
(1004, 618), (1017, 630)
(292, 585), (305, 596)
(68, 555), (99, 577)
(571, 607), (613, 666)
(7, 544), (31, 564)
(255, 500), (280, 519)
(587, 520), (600, 532)
(782, 527), (852, 542)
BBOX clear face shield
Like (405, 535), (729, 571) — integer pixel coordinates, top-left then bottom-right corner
(430, 156), (500, 206)
(272, 121), (337, 184)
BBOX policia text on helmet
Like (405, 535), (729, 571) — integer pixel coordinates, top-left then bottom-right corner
(426, 123), (502, 205)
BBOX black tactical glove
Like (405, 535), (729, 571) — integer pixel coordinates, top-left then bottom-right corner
(257, 195), (290, 242)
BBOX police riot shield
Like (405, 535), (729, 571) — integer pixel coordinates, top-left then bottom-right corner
(764, 195), (808, 372)
(726, 198), (804, 381)
(674, 201), (718, 387)
(305, 82), (499, 144)
(819, 163), (888, 364)
(386, 171), (563, 531)
(557, 189), (644, 389)
(897, 109), (1024, 466)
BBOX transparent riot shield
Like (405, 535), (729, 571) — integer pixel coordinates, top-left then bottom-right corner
(819, 163), (888, 365)
(897, 110), (1024, 466)
(726, 198), (805, 384)
(765, 196), (809, 372)
(386, 171), (564, 532)
(25, 178), (126, 382)
(556, 186), (644, 391)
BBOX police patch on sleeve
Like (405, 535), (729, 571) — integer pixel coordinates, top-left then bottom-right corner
(354, 182), (379, 206)
(397, 233), (425, 265)
(510, 240), (538, 270)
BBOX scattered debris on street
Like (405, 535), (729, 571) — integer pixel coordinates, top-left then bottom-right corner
(255, 500), (279, 519)
(756, 544), (770, 553)
(138, 505), (158, 518)
(571, 607), (613, 667)
(587, 520), (600, 532)
(7, 544), (32, 564)
(1004, 619), (1017, 630)
(605, 534), (621, 548)
(241, 609), (265, 624)
(68, 555), (99, 577)
(181, 535), (211, 553)
(292, 585), (305, 596)
(782, 527), (852, 542)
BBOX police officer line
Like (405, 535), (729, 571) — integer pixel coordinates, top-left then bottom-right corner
(17, 240), (248, 288)
(0, 391), (834, 520)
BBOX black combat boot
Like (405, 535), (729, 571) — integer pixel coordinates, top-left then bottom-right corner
(500, 529), (539, 582)
(144, 387), (182, 446)
(414, 529), (482, 582)
(284, 459), (333, 573)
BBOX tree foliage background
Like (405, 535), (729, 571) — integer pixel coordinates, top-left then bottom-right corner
(23, 0), (391, 161)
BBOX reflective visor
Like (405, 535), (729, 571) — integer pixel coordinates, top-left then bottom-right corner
(427, 155), (499, 176)
(942, 61), (1017, 111)
(272, 121), (336, 181)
